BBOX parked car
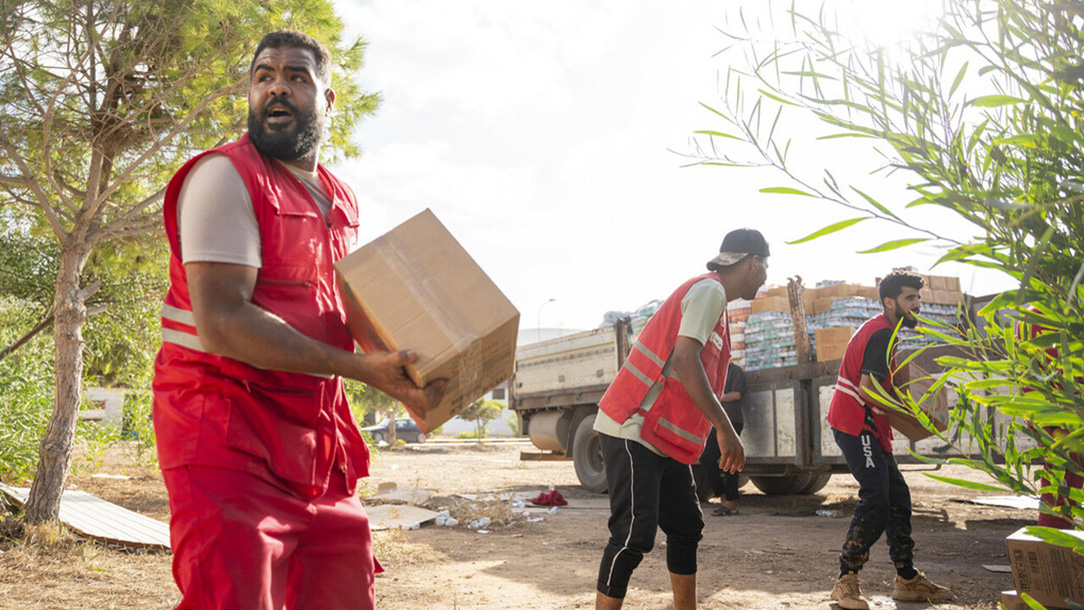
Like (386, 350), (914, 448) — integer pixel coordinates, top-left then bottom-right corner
(362, 417), (426, 444)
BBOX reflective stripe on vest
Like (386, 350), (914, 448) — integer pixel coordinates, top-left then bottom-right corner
(656, 415), (706, 446)
(160, 303), (333, 380)
(632, 341), (666, 369)
(162, 304), (204, 352)
(834, 375), (863, 404)
(599, 272), (727, 434)
(624, 341), (667, 387)
(642, 368), (709, 446)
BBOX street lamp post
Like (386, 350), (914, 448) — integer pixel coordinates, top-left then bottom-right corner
(537, 298), (556, 342)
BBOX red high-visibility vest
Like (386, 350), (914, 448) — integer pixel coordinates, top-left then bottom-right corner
(598, 273), (730, 464)
(152, 133), (369, 499)
(826, 313), (895, 451)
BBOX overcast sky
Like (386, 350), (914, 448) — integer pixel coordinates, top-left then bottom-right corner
(330, 0), (1017, 334)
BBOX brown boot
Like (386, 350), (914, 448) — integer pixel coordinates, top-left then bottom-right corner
(892, 571), (953, 602)
(829, 572), (869, 610)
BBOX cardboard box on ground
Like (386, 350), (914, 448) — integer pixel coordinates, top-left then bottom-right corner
(334, 209), (520, 434)
(1000, 590), (1025, 610)
(1006, 527), (1084, 609)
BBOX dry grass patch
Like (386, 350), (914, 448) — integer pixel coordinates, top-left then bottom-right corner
(0, 520), (175, 610)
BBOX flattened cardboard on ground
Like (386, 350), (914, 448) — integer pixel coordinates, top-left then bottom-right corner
(455, 491), (539, 503)
(1007, 526), (1084, 609)
(365, 504), (440, 531)
(969, 495), (1040, 510)
(370, 486), (433, 506)
(335, 209), (520, 433)
(0, 483), (170, 550)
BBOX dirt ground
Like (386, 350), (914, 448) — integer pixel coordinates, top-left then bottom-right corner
(0, 441), (1026, 610)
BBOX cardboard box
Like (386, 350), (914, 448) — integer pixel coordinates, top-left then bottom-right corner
(929, 290), (964, 305)
(1007, 527), (1084, 608)
(817, 341), (849, 361)
(858, 285), (879, 300)
(819, 283), (866, 299)
(927, 274), (962, 292)
(882, 362), (950, 442)
(814, 326), (856, 361)
(816, 326), (857, 346)
(766, 285), (788, 298)
(809, 297), (833, 315)
(334, 209), (520, 433)
(751, 295), (790, 313)
(1001, 590), (1024, 610)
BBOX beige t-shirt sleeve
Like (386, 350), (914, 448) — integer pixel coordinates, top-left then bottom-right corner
(177, 154), (262, 268)
(678, 279), (727, 345)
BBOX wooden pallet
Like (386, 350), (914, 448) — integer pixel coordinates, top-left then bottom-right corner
(0, 484), (170, 550)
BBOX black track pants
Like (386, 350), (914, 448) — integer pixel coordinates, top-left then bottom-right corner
(834, 428), (916, 575)
(596, 434), (704, 598)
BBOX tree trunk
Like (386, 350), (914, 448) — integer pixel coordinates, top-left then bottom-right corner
(24, 248), (91, 525)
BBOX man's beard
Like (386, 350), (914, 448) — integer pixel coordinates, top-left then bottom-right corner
(247, 95), (324, 161)
(900, 311), (919, 329)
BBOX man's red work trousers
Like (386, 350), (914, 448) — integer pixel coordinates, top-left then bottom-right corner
(163, 465), (378, 610)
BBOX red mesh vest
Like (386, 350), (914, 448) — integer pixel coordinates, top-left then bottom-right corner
(598, 273), (730, 463)
(152, 134), (369, 499)
(826, 313), (895, 451)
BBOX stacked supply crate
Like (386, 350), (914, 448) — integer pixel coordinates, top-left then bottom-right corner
(740, 275), (969, 370)
(727, 299), (752, 367)
(614, 273), (967, 373)
(741, 289), (814, 371)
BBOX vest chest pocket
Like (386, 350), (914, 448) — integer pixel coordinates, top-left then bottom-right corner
(253, 264), (325, 341)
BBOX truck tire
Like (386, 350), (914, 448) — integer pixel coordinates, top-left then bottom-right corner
(750, 472), (820, 496)
(800, 471), (832, 494)
(693, 467), (750, 502)
(572, 414), (608, 494)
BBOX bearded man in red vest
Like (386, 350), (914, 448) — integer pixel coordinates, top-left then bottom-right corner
(152, 31), (445, 610)
(593, 229), (768, 610)
(827, 270), (952, 609)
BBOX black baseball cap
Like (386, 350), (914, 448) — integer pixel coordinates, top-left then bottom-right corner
(706, 228), (770, 270)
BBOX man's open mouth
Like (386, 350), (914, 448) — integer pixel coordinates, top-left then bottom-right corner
(265, 103), (295, 123)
